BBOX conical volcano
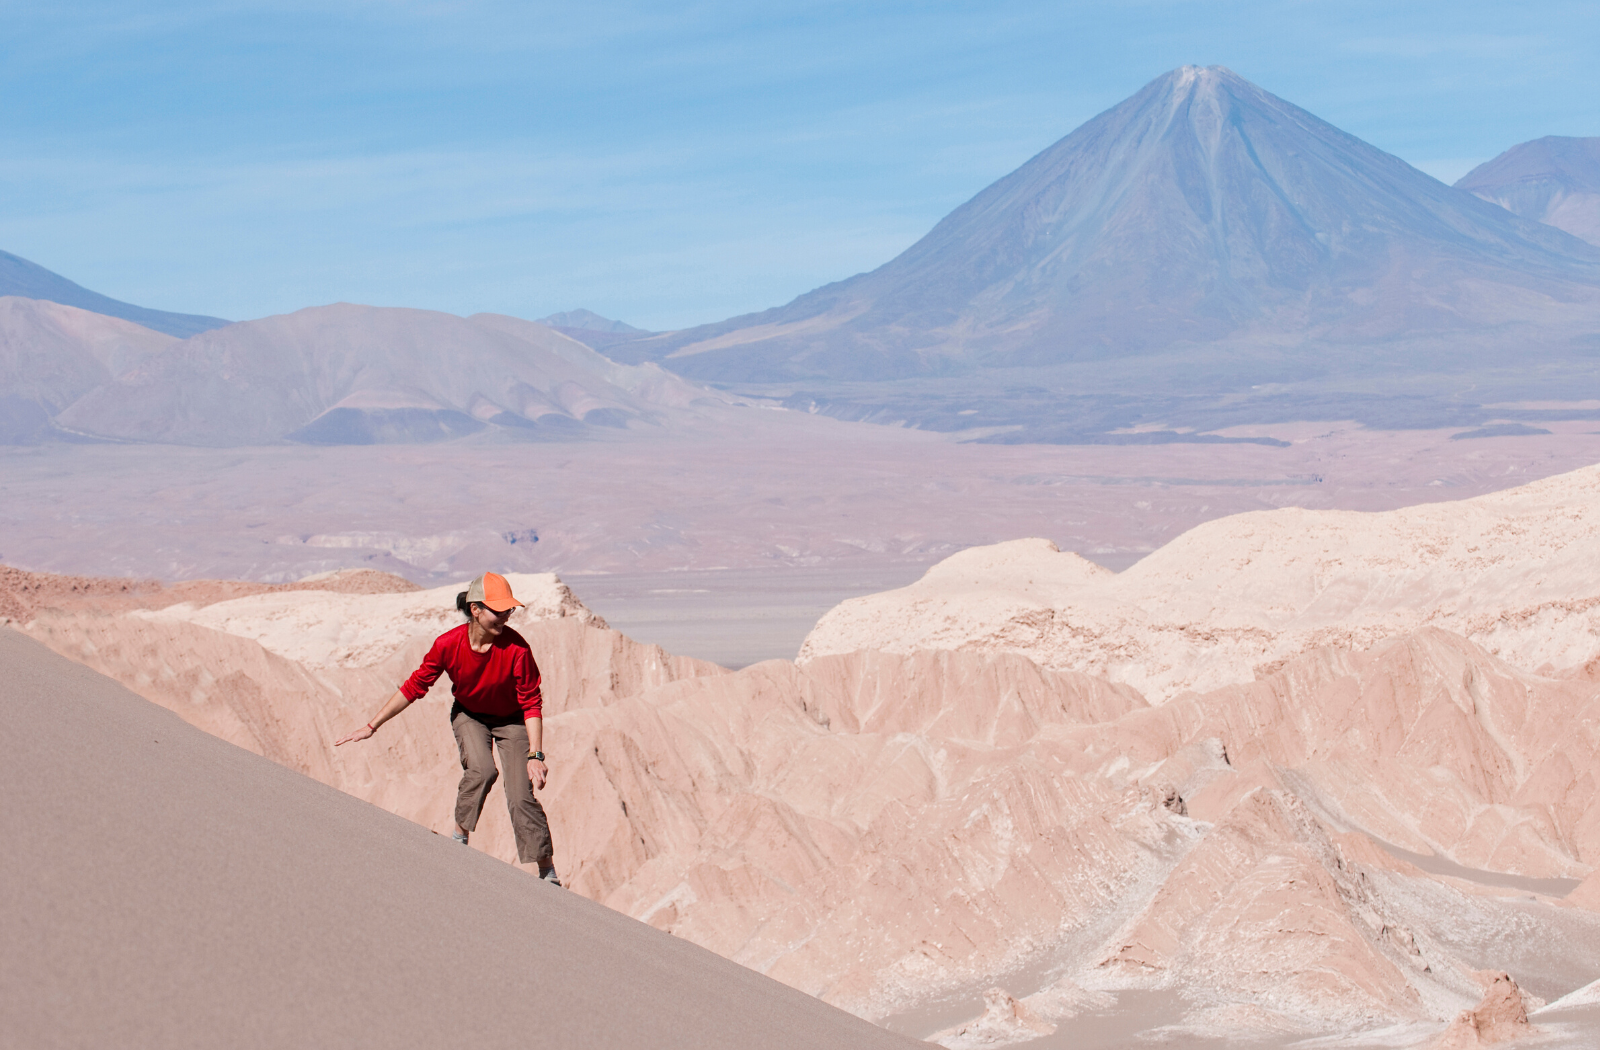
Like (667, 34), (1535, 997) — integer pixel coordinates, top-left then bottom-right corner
(614, 67), (1600, 390)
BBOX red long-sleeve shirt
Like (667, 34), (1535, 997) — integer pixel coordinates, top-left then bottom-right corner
(399, 624), (543, 719)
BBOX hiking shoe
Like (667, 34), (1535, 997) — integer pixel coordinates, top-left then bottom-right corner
(540, 867), (562, 887)
(451, 830), (469, 845)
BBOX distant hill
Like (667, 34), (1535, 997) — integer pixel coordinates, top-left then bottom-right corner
(0, 296), (177, 443)
(603, 67), (1600, 440)
(1457, 136), (1600, 246)
(538, 308), (643, 333)
(0, 250), (229, 338)
(35, 304), (726, 446)
(538, 309), (656, 352)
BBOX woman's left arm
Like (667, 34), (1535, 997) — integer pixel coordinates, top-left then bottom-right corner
(518, 649), (547, 788)
(526, 715), (547, 790)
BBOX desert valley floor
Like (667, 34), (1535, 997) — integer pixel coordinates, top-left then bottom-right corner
(5, 412), (1600, 666)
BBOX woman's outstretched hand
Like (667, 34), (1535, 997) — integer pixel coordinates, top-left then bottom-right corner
(335, 691), (411, 747)
(334, 723), (374, 746)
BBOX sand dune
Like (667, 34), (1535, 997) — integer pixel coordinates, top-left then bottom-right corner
(0, 627), (926, 1050)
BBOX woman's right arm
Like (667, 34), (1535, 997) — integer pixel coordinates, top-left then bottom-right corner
(334, 689), (414, 745)
(337, 634), (450, 746)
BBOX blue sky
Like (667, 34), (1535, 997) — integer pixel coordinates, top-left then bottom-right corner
(1, 1), (1596, 330)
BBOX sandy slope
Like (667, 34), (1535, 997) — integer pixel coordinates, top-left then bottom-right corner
(0, 628), (924, 1050)
(803, 462), (1600, 699)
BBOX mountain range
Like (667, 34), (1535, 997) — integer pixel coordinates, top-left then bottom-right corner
(8, 300), (725, 446)
(598, 67), (1600, 441)
(5, 67), (1600, 447)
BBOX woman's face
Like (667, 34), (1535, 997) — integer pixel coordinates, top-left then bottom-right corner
(472, 603), (513, 637)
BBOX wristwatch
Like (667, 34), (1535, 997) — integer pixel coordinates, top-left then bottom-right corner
(528, 751), (545, 762)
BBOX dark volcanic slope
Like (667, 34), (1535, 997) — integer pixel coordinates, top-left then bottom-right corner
(0, 249), (229, 338)
(0, 628), (921, 1050)
(1458, 137), (1600, 246)
(610, 67), (1600, 387)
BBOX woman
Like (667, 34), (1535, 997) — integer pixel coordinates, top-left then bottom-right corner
(335, 571), (559, 885)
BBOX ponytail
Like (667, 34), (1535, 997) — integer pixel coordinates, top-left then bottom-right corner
(456, 591), (471, 618)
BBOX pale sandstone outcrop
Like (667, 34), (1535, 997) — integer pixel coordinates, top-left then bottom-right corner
(0, 563), (418, 623)
(1016, 975), (1115, 1023)
(1428, 972), (1535, 1048)
(801, 463), (1600, 698)
(137, 572), (603, 668)
(929, 988), (1055, 1047)
(1127, 628), (1600, 879)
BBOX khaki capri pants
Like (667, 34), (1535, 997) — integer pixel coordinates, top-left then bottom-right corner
(450, 703), (553, 863)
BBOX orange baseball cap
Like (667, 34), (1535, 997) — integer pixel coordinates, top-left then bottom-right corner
(466, 572), (525, 612)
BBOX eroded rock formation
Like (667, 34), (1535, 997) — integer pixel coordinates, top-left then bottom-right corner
(802, 464), (1600, 699)
(1429, 971), (1535, 1048)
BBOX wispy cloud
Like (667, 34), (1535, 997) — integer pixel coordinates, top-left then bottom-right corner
(1340, 32), (1551, 60)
